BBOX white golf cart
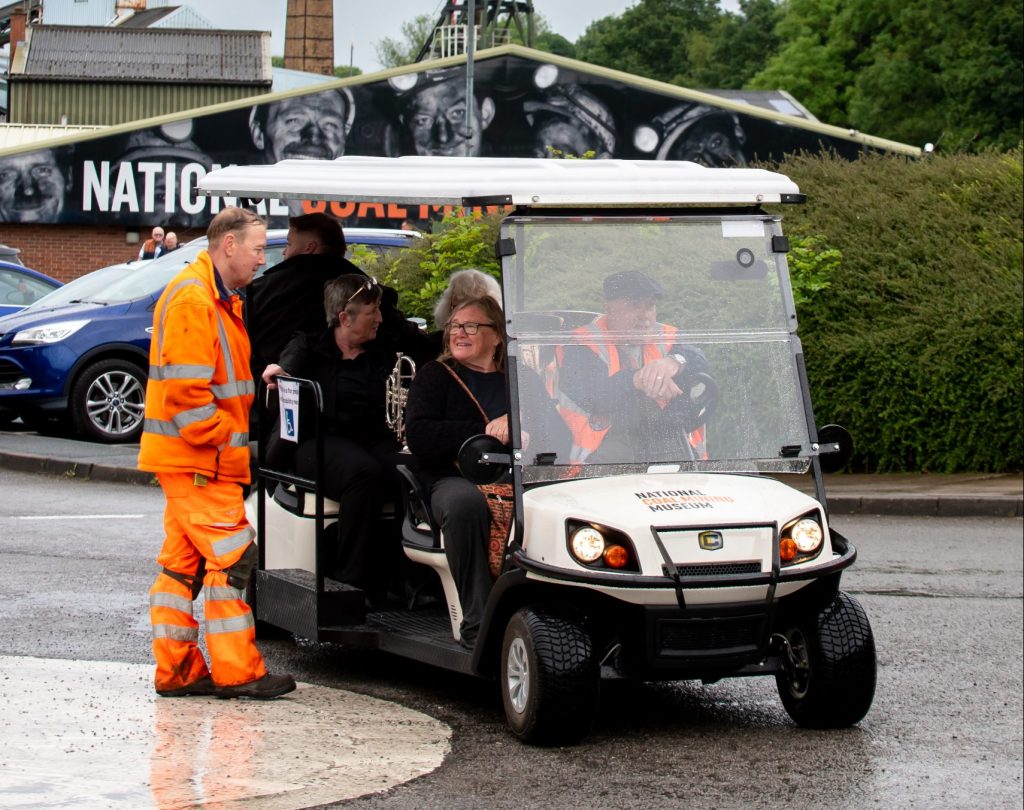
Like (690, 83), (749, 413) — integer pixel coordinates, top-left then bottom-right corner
(201, 157), (876, 745)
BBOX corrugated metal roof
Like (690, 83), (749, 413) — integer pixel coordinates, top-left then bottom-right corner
(0, 122), (107, 147)
(115, 8), (178, 28)
(14, 25), (271, 84)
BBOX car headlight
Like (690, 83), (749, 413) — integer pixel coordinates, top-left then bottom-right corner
(569, 526), (605, 563)
(566, 521), (640, 572)
(779, 513), (824, 565)
(12, 319), (91, 345)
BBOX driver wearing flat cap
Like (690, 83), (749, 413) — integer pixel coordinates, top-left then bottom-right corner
(555, 270), (715, 463)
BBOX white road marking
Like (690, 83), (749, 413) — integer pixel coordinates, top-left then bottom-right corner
(16, 514), (146, 520)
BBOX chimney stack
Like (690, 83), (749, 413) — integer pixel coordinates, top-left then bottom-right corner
(9, 8), (26, 67)
(284, 0), (335, 76)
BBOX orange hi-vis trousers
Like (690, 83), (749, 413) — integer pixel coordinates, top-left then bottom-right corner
(149, 472), (266, 691)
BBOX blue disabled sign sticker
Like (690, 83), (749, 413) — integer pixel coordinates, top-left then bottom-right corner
(278, 379), (299, 443)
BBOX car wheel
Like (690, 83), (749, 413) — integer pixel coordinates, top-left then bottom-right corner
(500, 606), (599, 745)
(775, 591), (877, 728)
(70, 359), (147, 443)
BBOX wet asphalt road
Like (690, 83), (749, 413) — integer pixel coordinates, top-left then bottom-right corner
(0, 468), (1020, 809)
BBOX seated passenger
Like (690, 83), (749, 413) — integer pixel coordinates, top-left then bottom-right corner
(424, 268), (503, 357)
(261, 274), (405, 600)
(405, 296), (568, 648)
(556, 270), (715, 463)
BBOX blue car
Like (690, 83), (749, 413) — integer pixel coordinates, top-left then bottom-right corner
(0, 228), (419, 442)
(0, 260), (62, 318)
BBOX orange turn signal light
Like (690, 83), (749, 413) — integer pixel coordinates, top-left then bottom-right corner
(603, 544), (630, 569)
(779, 537), (798, 562)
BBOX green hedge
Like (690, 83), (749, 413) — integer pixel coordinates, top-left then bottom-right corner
(774, 149), (1023, 472)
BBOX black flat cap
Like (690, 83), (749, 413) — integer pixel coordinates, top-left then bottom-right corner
(603, 270), (664, 300)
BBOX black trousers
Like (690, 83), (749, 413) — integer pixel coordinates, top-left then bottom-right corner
(293, 435), (406, 594)
(429, 476), (491, 642)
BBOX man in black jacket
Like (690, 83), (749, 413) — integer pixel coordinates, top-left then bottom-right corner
(249, 213), (432, 379)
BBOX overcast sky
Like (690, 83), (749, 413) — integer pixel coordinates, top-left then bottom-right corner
(200, 1), (739, 75)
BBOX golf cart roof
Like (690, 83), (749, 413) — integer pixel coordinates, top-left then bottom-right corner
(199, 156), (803, 208)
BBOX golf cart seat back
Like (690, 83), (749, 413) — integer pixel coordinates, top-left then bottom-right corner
(395, 464), (466, 638)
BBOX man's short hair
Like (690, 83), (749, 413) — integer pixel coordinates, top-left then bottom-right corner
(603, 270), (664, 301)
(207, 207), (265, 247)
(289, 212), (347, 257)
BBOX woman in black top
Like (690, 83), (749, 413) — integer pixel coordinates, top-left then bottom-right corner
(405, 296), (568, 648)
(262, 274), (403, 598)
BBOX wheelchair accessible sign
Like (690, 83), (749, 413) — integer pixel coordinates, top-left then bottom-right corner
(278, 379), (300, 443)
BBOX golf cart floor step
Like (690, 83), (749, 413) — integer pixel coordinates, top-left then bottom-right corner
(366, 608), (455, 641)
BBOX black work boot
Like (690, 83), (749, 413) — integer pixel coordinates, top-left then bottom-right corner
(157, 676), (219, 698)
(217, 673), (296, 700)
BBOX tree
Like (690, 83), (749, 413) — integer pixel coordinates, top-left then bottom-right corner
(376, 14), (436, 68)
(686, 0), (781, 89)
(574, 0), (723, 84)
(750, 0), (1023, 150)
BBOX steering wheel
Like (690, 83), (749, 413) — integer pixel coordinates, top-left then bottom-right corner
(686, 372), (718, 426)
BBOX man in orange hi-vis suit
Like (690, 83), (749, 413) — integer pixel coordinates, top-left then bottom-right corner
(139, 206), (295, 699)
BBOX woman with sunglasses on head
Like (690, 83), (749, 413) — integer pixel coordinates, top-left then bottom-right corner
(261, 274), (406, 602)
(405, 296), (569, 648)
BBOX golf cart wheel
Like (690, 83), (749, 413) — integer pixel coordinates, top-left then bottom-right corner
(70, 359), (147, 443)
(500, 606), (599, 745)
(776, 591), (876, 728)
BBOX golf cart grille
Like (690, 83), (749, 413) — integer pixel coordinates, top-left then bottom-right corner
(676, 561), (761, 577)
(655, 615), (766, 657)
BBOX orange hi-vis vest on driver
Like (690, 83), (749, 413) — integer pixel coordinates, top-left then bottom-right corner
(138, 251), (255, 483)
(555, 316), (706, 462)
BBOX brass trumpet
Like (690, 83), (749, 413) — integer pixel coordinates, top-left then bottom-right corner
(386, 353), (416, 447)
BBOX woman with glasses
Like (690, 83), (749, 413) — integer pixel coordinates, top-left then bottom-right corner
(405, 296), (568, 648)
(261, 274), (405, 602)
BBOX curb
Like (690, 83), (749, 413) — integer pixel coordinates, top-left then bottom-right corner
(1, 450), (1020, 517)
(827, 495), (1023, 518)
(0, 450), (158, 487)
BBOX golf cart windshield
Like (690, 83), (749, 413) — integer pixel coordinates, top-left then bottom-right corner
(504, 215), (814, 483)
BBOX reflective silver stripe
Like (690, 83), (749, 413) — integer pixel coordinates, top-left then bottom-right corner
(228, 432), (249, 448)
(206, 585), (243, 602)
(173, 403), (217, 429)
(206, 613), (254, 635)
(143, 417), (179, 437)
(211, 379), (255, 399)
(152, 623), (199, 642)
(211, 527), (254, 557)
(150, 592), (194, 613)
(213, 308), (237, 385)
(150, 364), (214, 381)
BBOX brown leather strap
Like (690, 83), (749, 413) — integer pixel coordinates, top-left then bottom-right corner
(439, 360), (490, 423)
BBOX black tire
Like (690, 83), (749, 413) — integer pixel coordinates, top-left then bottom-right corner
(776, 591), (877, 728)
(500, 606), (599, 745)
(70, 359), (147, 443)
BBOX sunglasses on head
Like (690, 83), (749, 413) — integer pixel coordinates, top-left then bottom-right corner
(346, 276), (379, 306)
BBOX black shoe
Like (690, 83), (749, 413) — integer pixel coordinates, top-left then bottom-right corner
(157, 676), (218, 698)
(217, 673), (296, 700)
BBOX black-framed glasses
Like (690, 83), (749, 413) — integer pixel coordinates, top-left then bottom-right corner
(346, 276), (379, 306)
(449, 321), (496, 335)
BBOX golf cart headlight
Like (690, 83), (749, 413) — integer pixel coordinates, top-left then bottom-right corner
(12, 319), (91, 345)
(569, 526), (605, 563)
(791, 518), (823, 553)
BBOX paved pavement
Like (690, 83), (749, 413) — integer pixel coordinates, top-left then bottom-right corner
(1, 430), (1021, 517)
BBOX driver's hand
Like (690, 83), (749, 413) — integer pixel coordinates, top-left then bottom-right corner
(261, 363), (286, 390)
(485, 414), (511, 445)
(634, 356), (683, 400)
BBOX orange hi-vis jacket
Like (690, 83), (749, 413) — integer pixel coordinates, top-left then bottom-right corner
(555, 316), (705, 462)
(138, 251), (255, 483)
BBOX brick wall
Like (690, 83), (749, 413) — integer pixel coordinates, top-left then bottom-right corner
(1, 224), (206, 282)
